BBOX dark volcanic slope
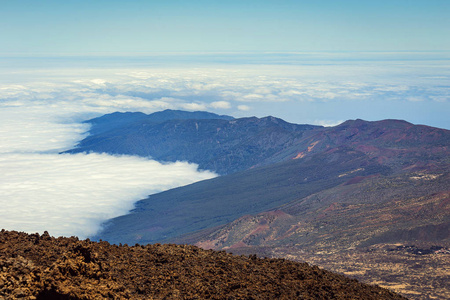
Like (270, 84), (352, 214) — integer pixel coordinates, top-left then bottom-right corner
(91, 113), (449, 246)
(175, 169), (450, 252)
(68, 112), (449, 176)
(67, 110), (320, 175)
(84, 109), (234, 136)
(96, 148), (391, 245)
(0, 230), (405, 300)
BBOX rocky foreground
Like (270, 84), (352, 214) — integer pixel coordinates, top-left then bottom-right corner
(0, 230), (405, 299)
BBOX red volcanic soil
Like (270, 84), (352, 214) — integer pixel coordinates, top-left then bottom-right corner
(0, 230), (405, 299)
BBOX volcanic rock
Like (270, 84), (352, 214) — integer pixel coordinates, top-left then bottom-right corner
(0, 230), (405, 299)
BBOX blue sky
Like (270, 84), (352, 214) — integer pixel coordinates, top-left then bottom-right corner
(1, 0), (449, 53)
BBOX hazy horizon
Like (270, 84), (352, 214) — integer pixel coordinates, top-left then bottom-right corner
(1, 52), (449, 129)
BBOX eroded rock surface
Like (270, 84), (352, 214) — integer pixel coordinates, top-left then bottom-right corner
(0, 230), (405, 299)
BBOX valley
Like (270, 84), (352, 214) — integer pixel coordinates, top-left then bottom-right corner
(276, 244), (449, 300)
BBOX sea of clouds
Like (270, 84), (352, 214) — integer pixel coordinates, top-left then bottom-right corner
(0, 153), (214, 238)
(0, 53), (448, 239)
(0, 95), (217, 238)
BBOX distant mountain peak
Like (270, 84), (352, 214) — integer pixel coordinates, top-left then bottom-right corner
(82, 109), (234, 136)
(147, 109), (234, 122)
(336, 118), (413, 129)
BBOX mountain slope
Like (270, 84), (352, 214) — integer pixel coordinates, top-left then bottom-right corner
(87, 113), (449, 247)
(269, 118), (449, 168)
(83, 109), (234, 136)
(95, 148), (391, 245)
(68, 111), (449, 299)
(69, 112), (448, 176)
(167, 162), (450, 300)
(68, 112), (321, 174)
(174, 169), (449, 251)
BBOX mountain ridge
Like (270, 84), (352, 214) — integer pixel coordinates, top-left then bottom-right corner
(68, 110), (322, 174)
(67, 110), (449, 299)
(68, 110), (449, 175)
(82, 109), (234, 136)
(73, 110), (450, 248)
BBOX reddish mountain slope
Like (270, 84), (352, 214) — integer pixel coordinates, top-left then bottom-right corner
(173, 168), (449, 299)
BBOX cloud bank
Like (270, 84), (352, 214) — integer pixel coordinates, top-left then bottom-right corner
(0, 153), (214, 238)
(1, 54), (448, 128)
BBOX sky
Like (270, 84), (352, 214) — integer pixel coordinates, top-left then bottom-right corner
(0, 1), (449, 239)
(0, 0), (449, 53)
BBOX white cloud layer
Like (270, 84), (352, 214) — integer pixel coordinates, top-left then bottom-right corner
(0, 107), (89, 154)
(313, 120), (345, 127)
(0, 102), (216, 238)
(1, 58), (448, 129)
(237, 105), (251, 111)
(210, 101), (231, 109)
(0, 153), (214, 238)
